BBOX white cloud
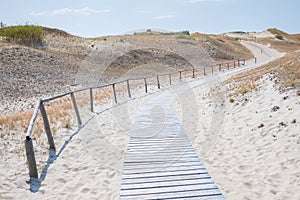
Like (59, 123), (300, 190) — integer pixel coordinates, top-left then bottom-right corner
(184, 0), (223, 3)
(137, 10), (154, 14)
(153, 15), (176, 20)
(30, 7), (111, 16)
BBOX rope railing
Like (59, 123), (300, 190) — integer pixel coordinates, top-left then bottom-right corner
(24, 58), (246, 179)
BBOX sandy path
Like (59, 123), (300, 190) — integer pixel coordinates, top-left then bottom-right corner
(172, 42), (299, 199)
(1, 41), (288, 199)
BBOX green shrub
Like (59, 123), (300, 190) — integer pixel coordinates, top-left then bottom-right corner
(0, 25), (45, 47)
(275, 34), (284, 40)
(181, 30), (190, 35)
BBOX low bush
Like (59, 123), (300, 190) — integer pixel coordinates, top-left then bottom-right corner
(0, 25), (45, 47)
(275, 34), (284, 40)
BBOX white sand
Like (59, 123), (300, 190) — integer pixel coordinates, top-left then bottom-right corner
(174, 74), (300, 199)
(171, 42), (299, 199)
(1, 41), (299, 199)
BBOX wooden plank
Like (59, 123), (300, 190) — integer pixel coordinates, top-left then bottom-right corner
(121, 174), (212, 185)
(122, 168), (208, 179)
(123, 162), (205, 171)
(120, 91), (224, 199)
(121, 177), (214, 189)
(123, 165), (206, 175)
(120, 188), (222, 199)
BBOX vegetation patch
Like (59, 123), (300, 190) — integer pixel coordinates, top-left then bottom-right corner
(0, 25), (45, 48)
(275, 34), (284, 40)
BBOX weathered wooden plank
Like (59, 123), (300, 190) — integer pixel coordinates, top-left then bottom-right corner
(123, 162), (205, 171)
(123, 165), (205, 175)
(121, 174), (212, 185)
(121, 177), (214, 189)
(122, 168), (208, 179)
(120, 187), (222, 199)
(120, 91), (224, 199)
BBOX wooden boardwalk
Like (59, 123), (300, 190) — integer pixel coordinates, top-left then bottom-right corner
(120, 91), (224, 199)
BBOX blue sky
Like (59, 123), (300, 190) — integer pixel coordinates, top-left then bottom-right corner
(1, 0), (299, 37)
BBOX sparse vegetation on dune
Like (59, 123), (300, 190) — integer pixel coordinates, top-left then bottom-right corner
(268, 28), (300, 41)
(191, 33), (253, 61)
(226, 52), (300, 98)
(0, 25), (45, 48)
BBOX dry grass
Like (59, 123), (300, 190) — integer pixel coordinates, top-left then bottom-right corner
(267, 28), (300, 41)
(191, 33), (254, 61)
(253, 29), (300, 53)
(226, 52), (300, 98)
(237, 81), (257, 94)
(257, 38), (300, 53)
(229, 52), (300, 85)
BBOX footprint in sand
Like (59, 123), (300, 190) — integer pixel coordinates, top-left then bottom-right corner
(56, 178), (67, 184)
(81, 187), (90, 194)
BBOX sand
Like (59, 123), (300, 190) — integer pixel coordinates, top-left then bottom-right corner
(1, 40), (299, 199)
(171, 42), (300, 199)
(174, 74), (300, 199)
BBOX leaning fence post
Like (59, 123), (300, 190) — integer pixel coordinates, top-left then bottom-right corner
(90, 88), (94, 112)
(71, 93), (82, 126)
(25, 136), (38, 178)
(144, 78), (148, 93)
(112, 83), (117, 103)
(127, 80), (131, 98)
(157, 75), (160, 89)
(169, 74), (172, 85)
(192, 69), (195, 78)
(179, 71), (182, 81)
(39, 102), (55, 150)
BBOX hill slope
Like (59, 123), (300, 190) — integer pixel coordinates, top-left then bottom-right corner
(0, 26), (253, 114)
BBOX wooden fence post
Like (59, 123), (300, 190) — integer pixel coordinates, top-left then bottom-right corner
(112, 83), (117, 103)
(204, 67), (206, 75)
(179, 71), (182, 81)
(169, 74), (172, 85)
(227, 63), (230, 70)
(238, 59), (240, 67)
(25, 136), (38, 178)
(127, 80), (131, 98)
(157, 75), (160, 89)
(211, 66), (214, 74)
(219, 64), (221, 71)
(144, 78), (148, 93)
(254, 57), (257, 63)
(71, 93), (82, 126)
(192, 69), (195, 78)
(234, 61), (236, 68)
(39, 102), (55, 150)
(90, 88), (94, 112)
(243, 59), (246, 65)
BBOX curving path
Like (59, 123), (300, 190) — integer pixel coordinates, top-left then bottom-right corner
(120, 41), (283, 199)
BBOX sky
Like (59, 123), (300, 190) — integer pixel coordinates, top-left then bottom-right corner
(1, 0), (300, 38)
